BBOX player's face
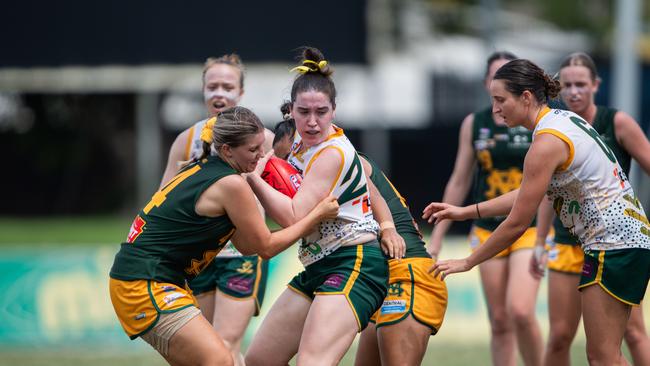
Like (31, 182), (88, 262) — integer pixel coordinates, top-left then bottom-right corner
(273, 135), (293, 160)
(559, 65), (598, 115)
(490, 79), (527, 128)
(203, 64), (243, 116)
(291, 91), (335, 147)
(228, 132), (265, 173)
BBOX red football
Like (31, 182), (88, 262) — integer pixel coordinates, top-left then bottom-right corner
(261, 157), (302, 198)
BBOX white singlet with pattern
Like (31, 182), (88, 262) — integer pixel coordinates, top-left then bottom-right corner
(534, 108), (650, 251)
(288, 125), (379, 266)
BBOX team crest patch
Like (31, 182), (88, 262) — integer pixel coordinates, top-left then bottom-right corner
(227, 277), (253, 294)
(323, 274), (345, 289)
(163, 292), (185, 305)
(381, 300), (407, 314)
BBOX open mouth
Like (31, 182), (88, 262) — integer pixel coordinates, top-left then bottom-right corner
(212, 100), (226, 110)
(305, 130), (320, 136)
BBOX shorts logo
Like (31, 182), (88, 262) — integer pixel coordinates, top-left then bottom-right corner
(582, 261), (594, 276)
(323, 274), (345, 289)
(161, 285), (176, 292)
(227, 277), (253, 294)
(134, 312), (146, 320)
(388, 282), (404, 297)
(548, 248), (559, 261)
(237, 260), (254, 275)
(469, 235), (479, 249)
(381, 300), (407, 314)
(162, 292), (185, 305)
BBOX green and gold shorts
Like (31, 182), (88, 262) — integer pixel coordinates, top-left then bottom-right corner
(288, 242), (389, 331)
(578, 248), (650, 306)
(188, 255), (268, 315)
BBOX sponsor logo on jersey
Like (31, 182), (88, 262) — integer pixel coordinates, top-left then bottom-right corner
(162, 285), (176, 292)
(126, 215), (146, 243)
(381, 300), (407, 314)
(134, 312), (146, 320)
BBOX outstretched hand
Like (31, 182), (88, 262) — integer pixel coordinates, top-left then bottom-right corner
(429, 257), (473, 280)
(422, 202), (468, 224)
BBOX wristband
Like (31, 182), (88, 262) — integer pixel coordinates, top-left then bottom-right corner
(475, 203), (482, 219)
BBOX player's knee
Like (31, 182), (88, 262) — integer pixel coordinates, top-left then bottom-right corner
(488, 310), (512, 335)
(509, 308), (536, 329)
(547, 329), (574, 352)
(624, 325), (648, 346)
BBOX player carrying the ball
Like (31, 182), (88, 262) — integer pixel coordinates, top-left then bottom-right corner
(245, 47), (400, 366)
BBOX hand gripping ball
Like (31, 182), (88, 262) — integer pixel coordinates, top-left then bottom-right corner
(261, 157), (302, 197)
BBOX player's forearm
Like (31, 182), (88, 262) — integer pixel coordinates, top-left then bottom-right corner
(260, 208), (321, 258)
(536, 197), (554, 242)
(247, 174), (296, 227)
(473, 189), (519, 218)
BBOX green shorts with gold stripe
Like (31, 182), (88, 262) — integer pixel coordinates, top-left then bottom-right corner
(188, 255), (268, 316)
(288, 242), (388, 331)
(578, 248), (650, 305)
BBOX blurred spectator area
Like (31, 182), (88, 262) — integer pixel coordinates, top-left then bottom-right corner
(1, 0), (649, 234)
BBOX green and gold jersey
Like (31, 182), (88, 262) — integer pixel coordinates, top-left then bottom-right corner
(110, 155), (237, 287)
(472, 107), (534, 231)
(553, 106), (629, 245)
(360, 153), (429, 259)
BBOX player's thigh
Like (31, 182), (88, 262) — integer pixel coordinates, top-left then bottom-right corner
(355, 323), (381, 366)
(506, 249), (541, 313)
(212, 291), (255, 343)
(297, 294), (359, 366)
(377, 315), (430, 366)
(194, 291), (216, 323)
(478, 257), (509, 316)
(167, 314), (233, 366)
(547, 270), (581, 337)
(245, 288), (311, 366)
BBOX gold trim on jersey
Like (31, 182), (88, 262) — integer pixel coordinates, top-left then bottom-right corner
(534, 106), (551, 126)
(184, 125), (195, 161)
(536, 129), (575, 171)
(305, 146), (345, 194)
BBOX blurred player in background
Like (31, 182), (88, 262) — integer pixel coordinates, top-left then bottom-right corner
(428, 51), (543, 366)
(109, 106), (338, 365)
(533, 52), (650, 366)
(427, 58), (650, 366)
(159, 54), (274, 365)
(245, 47), (396, 366)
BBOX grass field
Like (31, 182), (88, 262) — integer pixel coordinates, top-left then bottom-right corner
(0, 216), (629, 365)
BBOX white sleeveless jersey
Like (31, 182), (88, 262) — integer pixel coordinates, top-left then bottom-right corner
(534, 108), (650, 251)
(288, 125), (379, 266)
(186, 118), (243, 258)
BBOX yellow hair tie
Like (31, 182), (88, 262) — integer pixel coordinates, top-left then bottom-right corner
(290, 60), (328, 74)
(200, 117), (217, 143)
